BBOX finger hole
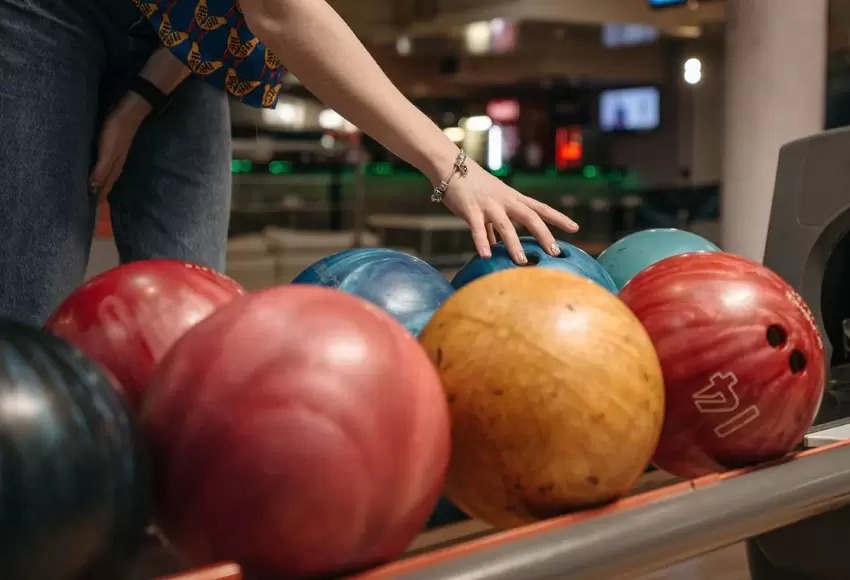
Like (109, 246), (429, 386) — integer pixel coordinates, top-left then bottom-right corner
(507, 204), (561, 257)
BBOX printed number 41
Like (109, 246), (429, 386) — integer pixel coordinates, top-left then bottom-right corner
(692, 372), (760, 439)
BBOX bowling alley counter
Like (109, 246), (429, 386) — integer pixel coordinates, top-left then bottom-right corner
(154, 421), (850, 580)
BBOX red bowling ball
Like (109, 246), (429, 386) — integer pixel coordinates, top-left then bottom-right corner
(141, 285), (450, 578)
(46, 259), (245, 408)
(619, 252), (825, 479)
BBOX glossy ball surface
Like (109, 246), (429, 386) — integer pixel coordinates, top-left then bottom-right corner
(597, 228), (720, 290)
(451, 238), (617, 293)
(46, 259), (245, 407)
(619, 252), (825, 478)
(0, 321), (149, 579)
(142, 286), (450, 577)
(293, 248), (454, 337)
(422, 268), (664, 528)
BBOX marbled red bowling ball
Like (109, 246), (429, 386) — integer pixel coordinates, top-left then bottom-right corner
(46, 259), (245, 408)
(619, 252), (824, 479)
(141, 286), (450, 578)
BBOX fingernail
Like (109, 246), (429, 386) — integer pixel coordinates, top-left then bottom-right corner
(517, 252), (527, 265)
(482, 249), (492, 258)
(549, 243), (561, 256)
(569, 222), (580, 232)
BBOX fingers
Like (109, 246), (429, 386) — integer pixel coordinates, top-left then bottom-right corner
(486, 223), (498, 246)
(89, 155), (116, 198)
(465, 210), (493, 258)
(522, 196), (580, 234)
(490, 212), (526, 264)
(92, 154), (127, 203)
(90, 128), (129, 202)
(100, 156), (127, 201)
(508, 203), (561, 257)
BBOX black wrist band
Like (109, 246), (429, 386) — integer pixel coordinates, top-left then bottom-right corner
(128, 76), (170, 114)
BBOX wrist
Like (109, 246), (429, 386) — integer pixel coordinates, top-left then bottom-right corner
(116, 92), (153, 124)
(421, 138), (463, 185)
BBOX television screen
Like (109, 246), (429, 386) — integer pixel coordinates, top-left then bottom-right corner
(602, 24), (659, 48)
(647, 0), (718, 7)
(647, 0), (689, 7)
(599, 87), (660, 132)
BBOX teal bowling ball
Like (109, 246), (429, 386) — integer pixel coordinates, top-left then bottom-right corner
(451, 237), (617, 293)
(292, 248), (454, 337)
(597, 228), (720, 290)
(427, 497), (469, 528)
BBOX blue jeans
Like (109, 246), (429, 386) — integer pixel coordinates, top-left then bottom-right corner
(0, 0), (232, 326)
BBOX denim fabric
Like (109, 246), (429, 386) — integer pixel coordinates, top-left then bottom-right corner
(0, 0), (232, 326)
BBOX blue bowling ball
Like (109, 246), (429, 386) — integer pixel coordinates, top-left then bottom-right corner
(597, 228), (720, 290)
(451, 237), (617, 293)
(292, 248), (454, 336)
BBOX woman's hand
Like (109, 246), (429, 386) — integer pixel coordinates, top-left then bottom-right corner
(442, 159), (579, 263)
(90, 47), (188, 200)
(89, 93), (151, 201)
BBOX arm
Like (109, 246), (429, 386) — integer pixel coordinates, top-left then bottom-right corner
(90, 48), (190, 196)
(241, 0), (455, 185)
(240, 0), (579, 262)
(117, 47), (192, 123)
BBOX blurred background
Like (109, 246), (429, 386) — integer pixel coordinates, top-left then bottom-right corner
(92, 0), (850, 289)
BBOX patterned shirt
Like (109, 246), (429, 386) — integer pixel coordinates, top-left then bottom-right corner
(133, 0), (285, 109)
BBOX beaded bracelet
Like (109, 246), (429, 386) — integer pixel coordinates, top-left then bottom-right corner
(431, 150), (469, 203)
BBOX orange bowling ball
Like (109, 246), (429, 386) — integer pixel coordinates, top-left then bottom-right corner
(419, 268), (665, 529)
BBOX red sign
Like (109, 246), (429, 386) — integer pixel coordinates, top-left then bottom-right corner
(486, 99), (520, 124)
(555, 126), (583, 170)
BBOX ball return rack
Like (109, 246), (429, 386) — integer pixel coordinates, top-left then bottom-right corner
(159, 128), (850, 580)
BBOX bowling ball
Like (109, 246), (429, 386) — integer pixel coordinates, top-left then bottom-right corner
(451, 237), (617, 293)
(0, 320), (149, 580)
(597, 228), (720, 290)
(46, 259), (245, 408)
(619, 252), (825, 479)
(426, 497), (469, 528)
(141, 286), (450, 578)
(420, 268), (664, 529)
(292, 248), (454, 336)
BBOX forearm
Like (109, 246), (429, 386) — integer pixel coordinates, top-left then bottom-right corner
(241, 0), (460, 184)
(120, 47), (191, 119)
(140, 47), (192, 94)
